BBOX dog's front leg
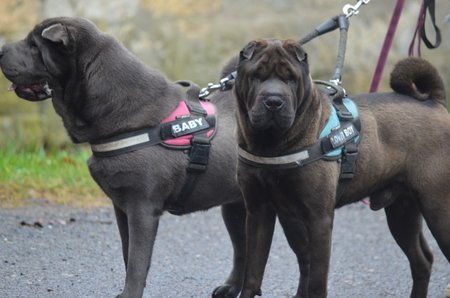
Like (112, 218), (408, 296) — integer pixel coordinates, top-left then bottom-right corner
(213, 201), (247, 298)
(239, 187), (276, 298)
(305, 206), (334, 298)
(277, 214), (310, 298)
(113, 205), (130, 268)
(117, 200), (162, 298)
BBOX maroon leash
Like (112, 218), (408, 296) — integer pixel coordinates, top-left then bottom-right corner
(369, 0), (405, 93)
(409, 0), (426, 56)
(409, 0), (442, 55)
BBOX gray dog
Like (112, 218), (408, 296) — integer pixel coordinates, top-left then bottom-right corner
(0, 17), (246, 298)
(234, 39), (450, 298)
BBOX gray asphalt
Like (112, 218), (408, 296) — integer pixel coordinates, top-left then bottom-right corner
(1, 203), (448, 298)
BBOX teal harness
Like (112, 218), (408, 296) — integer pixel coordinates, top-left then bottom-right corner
(320, 97), (360, 158)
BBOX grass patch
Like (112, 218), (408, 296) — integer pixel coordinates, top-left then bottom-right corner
(0, 147), (109, 208)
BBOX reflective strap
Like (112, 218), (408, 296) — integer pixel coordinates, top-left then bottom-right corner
(91, 133), (150, 153)
(238, 147), (309, 166)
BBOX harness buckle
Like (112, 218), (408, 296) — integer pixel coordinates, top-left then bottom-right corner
(340, 144), (358, 179)
(336, 110), (354, 121)
(187, 135), (211, 172)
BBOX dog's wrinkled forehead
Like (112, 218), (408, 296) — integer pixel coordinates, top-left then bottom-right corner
(240, 39), (306, 65)
(238, 39), (308, 78)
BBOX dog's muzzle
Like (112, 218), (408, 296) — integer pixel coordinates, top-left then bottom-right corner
(263, 95), (285, 111)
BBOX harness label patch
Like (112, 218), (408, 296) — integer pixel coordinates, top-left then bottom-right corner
(329, 123), (358, 149)
(171, 116), (210, 137)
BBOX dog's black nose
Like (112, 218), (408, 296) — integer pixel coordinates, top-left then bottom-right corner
(263, 96), (285, 111)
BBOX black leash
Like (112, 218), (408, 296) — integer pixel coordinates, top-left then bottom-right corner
(409, 0), (442, 55)
(421, 0), (441, 49)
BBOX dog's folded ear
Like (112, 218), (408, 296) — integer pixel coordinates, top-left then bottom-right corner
(240, 41), (257, 61)
(293, 43), (307, 63)
(42, 23), (75, 53)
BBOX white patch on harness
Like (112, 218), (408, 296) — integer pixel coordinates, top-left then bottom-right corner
(329, 123), (358, 149)
(171, 117), (209, 137)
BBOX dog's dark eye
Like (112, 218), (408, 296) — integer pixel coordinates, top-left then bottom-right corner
(29, 40), (38, 50)
(251, 73), (261, 81)
(285, 70), (297, 83)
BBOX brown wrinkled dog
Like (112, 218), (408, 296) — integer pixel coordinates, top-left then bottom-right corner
(234, 39), (450, 298)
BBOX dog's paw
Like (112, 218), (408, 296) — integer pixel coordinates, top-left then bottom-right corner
(212, 284), (240, 298)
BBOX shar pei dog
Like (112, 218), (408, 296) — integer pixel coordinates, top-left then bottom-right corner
(0, 17), (246, 298)
(234, 39), (450, 298)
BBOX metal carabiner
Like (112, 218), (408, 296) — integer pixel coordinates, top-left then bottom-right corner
(199, 71), (237, 99)
(343, 0), (370, 18)
(199, 83), (221, 99)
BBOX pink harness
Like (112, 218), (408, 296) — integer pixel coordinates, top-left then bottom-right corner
(161, 100), (216, 147)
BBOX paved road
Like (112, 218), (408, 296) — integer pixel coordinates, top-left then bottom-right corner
(1, 203), (448, 298)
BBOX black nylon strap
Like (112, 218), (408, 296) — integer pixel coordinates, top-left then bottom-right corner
(167, 133), (211, 215)
(168, 82), (212, 215)
(187, 135), (211, 171)
(91, 115), (216, 157)
(91, 126), (163, 157)
(167, 173), (199, 215)
(176, 81), (208, 116)
(340, 142), (359, 179)
(332, 95), (361, 200)
(421, 0), (441, 49)
(333, 98), (353, 121)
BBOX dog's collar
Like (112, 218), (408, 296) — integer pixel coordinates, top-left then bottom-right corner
(238, 97), (360, 169)
(238, 147), (311, 168)
(90, 128), (158, 156)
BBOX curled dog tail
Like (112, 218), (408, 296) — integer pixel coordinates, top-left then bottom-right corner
(390, 57), (447, 107)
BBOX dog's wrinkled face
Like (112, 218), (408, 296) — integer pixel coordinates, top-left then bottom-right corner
(0, 17), (98, 101)
(235, 39), (311, 133)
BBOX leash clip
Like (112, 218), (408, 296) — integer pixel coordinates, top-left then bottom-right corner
(199, 71), (237, 99)
(343, 0), (370, 18)
(199, 82), (221, 99)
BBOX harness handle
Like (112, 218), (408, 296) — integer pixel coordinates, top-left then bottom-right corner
(330, 15), (349, 85)
(299, 16), (340, 45)
(299, 14), (350, 86)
